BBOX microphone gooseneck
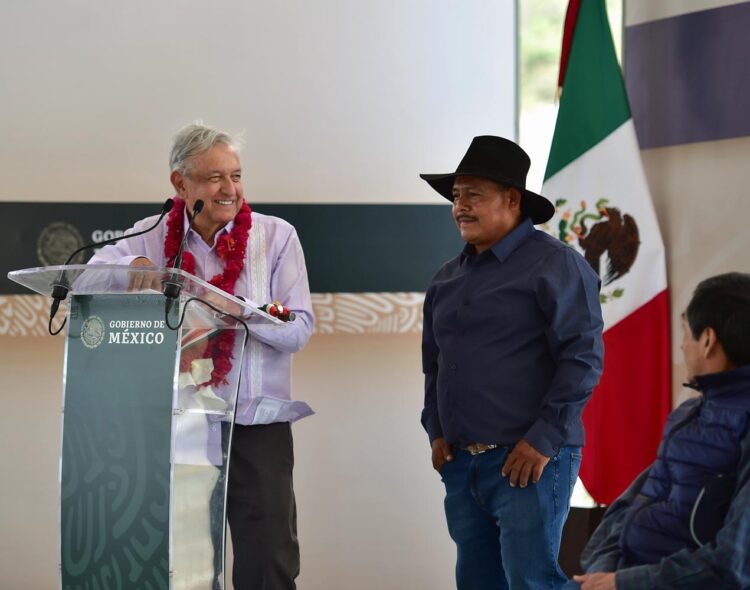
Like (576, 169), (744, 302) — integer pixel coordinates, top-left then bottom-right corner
(172, 199), (204, 271)
(62, 198), (175, 269)
(47, 198), (175, 335)
(163, 199), (204, 312)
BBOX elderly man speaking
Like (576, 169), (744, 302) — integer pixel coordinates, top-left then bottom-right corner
(420, 136), (604, 590)
(90, 122), (314, 589)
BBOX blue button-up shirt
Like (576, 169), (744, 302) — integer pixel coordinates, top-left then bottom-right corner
(421, 218), (604, 457)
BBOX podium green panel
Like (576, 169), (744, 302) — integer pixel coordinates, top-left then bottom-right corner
(8, 265), (282, 590)
(61, 294), (178, 589)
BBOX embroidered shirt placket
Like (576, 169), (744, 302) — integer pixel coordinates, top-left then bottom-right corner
(248, 224), (268, 399)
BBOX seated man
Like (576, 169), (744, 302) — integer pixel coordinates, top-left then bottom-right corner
(571, 272), (750, 590)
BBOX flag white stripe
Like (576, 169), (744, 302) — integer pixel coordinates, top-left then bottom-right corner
(543, 120), (667, 331)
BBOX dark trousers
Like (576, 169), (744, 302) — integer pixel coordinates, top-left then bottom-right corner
(222, 422), (300, 590)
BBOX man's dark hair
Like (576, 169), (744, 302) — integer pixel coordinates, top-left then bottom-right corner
(686, 272), (750, 367)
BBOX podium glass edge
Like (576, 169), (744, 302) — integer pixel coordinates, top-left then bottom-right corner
(57, 304), (71, 589)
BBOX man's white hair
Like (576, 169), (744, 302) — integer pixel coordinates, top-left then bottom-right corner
(169, 121), (244, 174)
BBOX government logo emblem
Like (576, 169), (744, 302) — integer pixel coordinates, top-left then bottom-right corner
(37, 222), (85, 266)
(81, 316), (105, 349)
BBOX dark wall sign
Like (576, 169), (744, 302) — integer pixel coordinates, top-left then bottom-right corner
(1, 202), (462, 295)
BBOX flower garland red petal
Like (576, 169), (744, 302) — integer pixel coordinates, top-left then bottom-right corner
(164, 196), (252, 387)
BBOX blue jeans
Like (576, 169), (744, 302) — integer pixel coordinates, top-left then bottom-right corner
(441, 445), (582, 590)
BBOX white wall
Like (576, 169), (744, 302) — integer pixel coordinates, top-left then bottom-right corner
(293, 334), (454, 589)
(0, 336), (64, 589)
(625, 0), (746, 25)
(0, 0), (516, 205)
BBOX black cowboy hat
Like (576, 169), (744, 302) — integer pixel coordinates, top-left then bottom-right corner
(420, 135), (555, 224)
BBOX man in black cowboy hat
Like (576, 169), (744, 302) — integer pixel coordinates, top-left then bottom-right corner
(420, 136), (604, 590)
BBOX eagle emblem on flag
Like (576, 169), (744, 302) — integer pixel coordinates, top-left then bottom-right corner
(549, 198), (641, 304)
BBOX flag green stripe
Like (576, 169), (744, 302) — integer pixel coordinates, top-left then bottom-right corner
(544, 0), (631, 181)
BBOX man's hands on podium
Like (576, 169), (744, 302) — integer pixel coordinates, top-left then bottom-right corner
(128, 257), (162, 291)
(130, 257), (244, 316)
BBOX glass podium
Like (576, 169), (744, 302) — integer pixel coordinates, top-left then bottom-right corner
(8, 264), (282, 590)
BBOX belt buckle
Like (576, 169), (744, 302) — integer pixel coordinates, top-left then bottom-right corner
(465, 442), (498, 455)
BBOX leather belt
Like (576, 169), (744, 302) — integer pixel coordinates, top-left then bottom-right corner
(462, 442), (498, 455)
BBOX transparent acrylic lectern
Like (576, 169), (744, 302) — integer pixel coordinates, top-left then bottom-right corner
(8, 264), (282, 590)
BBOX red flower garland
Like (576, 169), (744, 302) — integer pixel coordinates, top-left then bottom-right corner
(164, 197), (252, 387)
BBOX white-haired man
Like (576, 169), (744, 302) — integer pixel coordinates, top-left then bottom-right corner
(90, 122), (314, 589)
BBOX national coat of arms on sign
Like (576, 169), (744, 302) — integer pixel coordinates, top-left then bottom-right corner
(36, 221), (85, 266)
(81, 315), (105, 349)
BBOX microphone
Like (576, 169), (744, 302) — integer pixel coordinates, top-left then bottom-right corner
(173, 199), (204, 271)
(163, 199), (204, 309)
(48, 198), (175, 335)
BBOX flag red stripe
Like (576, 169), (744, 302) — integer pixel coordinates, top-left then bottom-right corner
(558, 0), (582, 88)
(579, 289), (672, 505)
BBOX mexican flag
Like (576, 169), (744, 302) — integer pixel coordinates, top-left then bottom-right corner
(542, 0), (671, 505)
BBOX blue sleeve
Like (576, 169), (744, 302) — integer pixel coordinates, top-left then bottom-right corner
(525, 246), (604, 457)
(421, 285), (443, 443)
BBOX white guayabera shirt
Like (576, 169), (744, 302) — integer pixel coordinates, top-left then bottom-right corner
(89, 208), (315, 426)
